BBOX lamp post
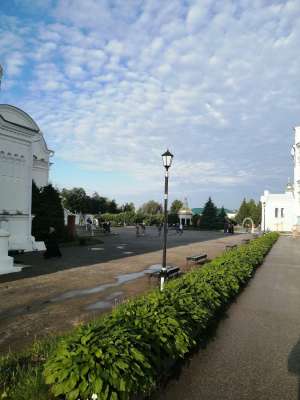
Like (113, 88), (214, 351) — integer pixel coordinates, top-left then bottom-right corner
(160, 149), (174, 291)
(263, 201), (266, 233)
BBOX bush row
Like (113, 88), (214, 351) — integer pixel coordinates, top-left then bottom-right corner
(44, 232), (279, 400)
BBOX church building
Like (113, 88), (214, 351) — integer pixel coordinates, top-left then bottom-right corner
(261, 126), (300, 233)
(0, 104), (53, 251)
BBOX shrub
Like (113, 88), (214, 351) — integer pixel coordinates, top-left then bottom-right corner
(44, 233), (279, 400)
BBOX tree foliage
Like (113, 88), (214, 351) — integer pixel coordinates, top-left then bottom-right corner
(61, 188), (120, 215)
(200, 197), (218, 230)
(216, 206), (227, 229)
(121, 202), (135, 212)
(170, 199), (183, 214)
(32, 183), (64, 240)
(235, 198), (261, 226)
(139, 200), (162, 215)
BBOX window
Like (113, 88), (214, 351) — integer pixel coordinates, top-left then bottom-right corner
(275, 208), (278, 218)
(281, 208), (284, 218)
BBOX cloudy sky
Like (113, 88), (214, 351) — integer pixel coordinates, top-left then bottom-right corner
(1, 0), (299, 209)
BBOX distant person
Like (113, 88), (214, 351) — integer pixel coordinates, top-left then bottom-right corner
(224, 220), (229, 233)
(158, 223), (163, 236)
(86, 217), (93, 234)
(135, 223), (140, 237)
(44, 227), (62, 259)
(140, 222), (146, 236)
(179, 222), (183, 235)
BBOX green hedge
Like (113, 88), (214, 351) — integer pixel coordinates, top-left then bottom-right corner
(44, 233), (279, 400)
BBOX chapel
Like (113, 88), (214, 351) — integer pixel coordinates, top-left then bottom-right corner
(261, 126), (300, 232)
(0, 104), (53, 251)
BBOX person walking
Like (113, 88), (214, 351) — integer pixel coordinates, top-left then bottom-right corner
(224, 219), (229, 234)
(158, 223), (163, 236)
(179, 222), (183, 235)
(135, 223), (140, 237)
(44, 227), (62, 259)
(140, 222), (146, 236)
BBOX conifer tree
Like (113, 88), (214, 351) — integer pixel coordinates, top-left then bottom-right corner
(32, 184), (64, 240)
(200, 197), (218, 230)
(217, 206), (227, 229)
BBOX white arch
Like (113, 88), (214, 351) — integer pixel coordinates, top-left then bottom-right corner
(242, 217), (255, 234)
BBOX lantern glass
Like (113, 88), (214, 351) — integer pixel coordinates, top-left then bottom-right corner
(162, 149), (173, 169)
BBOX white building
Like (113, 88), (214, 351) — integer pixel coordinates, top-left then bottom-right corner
(0, 104), (53, 251)
(178, 198), (193, 226)
(261, 126), (300, 232)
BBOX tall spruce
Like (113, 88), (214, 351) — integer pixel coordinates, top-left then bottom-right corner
(217, 206), (227, 229)
(200, 197), (218, 230)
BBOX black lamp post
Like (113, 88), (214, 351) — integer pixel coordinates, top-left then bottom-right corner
(160, 149), (174, 291)
(263, 201), (266, 233)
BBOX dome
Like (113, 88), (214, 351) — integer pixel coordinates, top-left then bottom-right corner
(178, 197), (193, 215)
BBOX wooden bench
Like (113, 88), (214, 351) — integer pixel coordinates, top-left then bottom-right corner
(241, 239), (250, 244)
(225, 244), (237, 251)
(148, 266), (181, 280)
(186, 254), (207, 267)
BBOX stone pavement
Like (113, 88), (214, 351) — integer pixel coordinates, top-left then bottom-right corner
(153, 236), (300, 400)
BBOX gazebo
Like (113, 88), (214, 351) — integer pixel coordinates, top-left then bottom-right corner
(178, 198), (193, 226)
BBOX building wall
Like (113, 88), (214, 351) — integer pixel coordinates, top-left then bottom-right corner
(261, 191), (295, 232)
(0, 104), (52, 250)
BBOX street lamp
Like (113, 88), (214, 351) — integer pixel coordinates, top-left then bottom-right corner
(160, 149), (174, 291)
(263, 201), (266, 233)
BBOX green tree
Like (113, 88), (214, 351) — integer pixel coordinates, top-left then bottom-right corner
(235, 198), (250, 224)
(253, 201), (262, 226)
(107, 199), (119, 214)
(32, 184), (64, 240)
(122, 202), (135, 212)
(139, 200), (162, 215)
(200, 197), (218, 230)
(236, 198), (261, 226)
(216, 206), (227, 229)
(170, 199), (183, 214)
(61, 187), (89, 213)
(168, 213), (179, 225)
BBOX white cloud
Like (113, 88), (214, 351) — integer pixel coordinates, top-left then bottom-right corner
(1, 0), (300, 206)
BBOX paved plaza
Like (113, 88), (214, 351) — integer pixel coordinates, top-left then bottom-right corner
(153, 236), (300, 400)
(0, 227), (249, 354)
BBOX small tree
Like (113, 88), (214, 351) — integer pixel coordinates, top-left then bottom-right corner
(122, 202), (135, 212)
(170, 199), (183, 214)
(139, 200), (162, 215)
(216, 206), (227, 230)
(200, 197), (218, 230)
(61, 187), (89, 213)
(235, 198), (250, 224)
(32, 184), (64, 240)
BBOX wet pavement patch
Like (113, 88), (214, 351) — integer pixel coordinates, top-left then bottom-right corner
(51, 264), (169, 303)
(86, 291), (124, 310)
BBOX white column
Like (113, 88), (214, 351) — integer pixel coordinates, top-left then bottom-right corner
(0, 228), (15, 275)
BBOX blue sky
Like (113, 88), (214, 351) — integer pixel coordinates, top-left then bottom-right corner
(1, 0), (299, 209)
